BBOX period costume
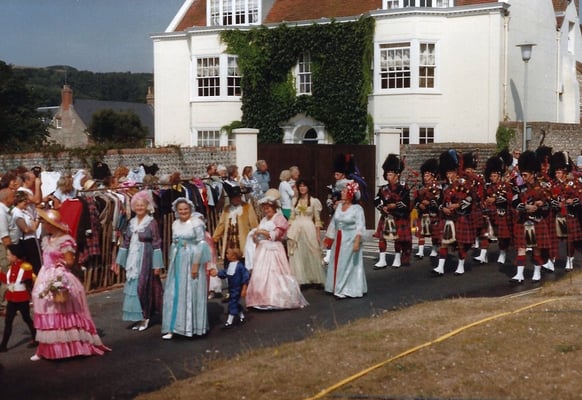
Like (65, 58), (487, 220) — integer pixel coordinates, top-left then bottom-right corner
(324, 181), (367, 298)
(287, 193), (325, 286)
(218, 259), (250, 328)
(245, 190), (308, 310)
(32, 209), (109, 360)
(116, 212), (164, 325)
(373, 154), (412, 268)
(162, 208), (213, 337)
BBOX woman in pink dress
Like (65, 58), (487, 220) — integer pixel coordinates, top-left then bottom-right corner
(244, 189), (308, 310)
(30, 208), (110, 361)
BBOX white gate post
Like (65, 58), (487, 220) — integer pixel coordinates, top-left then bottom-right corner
(233, 128), (259, 171)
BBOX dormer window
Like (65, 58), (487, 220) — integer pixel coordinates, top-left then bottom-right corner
(383, 0), (453, 8)
(209, 0), (260, 26)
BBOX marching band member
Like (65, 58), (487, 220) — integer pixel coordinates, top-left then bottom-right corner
(511, 150), (551, 283)
(433, 150), (474, 276)
(549, 151), (582, 270)
(535, 146), (557, 272)
(373, 154), (411, 269)
(483, 154), (514, 264)
(413, 158), (443, 259)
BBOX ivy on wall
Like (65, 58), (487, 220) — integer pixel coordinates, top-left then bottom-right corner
(221, 17), (375, 144)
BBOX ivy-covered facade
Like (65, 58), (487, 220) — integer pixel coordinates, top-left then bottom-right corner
(152, 0), (582, 147)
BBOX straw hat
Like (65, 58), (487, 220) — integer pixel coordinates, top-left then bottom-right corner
(258, 188), (281, 207)
(37, 208), (69, 232)
(83, 179), (96, 191)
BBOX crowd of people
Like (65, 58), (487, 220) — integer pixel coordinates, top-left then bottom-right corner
(1, 146), (581, 362)
(373, 147), (582, 285)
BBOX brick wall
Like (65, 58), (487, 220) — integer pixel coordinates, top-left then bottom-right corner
(501, 121), (582, 157)
(0, 146), (237, 178)
(399, 142), (497, 182)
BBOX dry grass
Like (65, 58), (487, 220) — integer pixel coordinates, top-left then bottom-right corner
(137, 272), (582, 400)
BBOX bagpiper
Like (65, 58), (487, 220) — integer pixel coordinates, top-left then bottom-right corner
(433, 150), (475, 276)
(373, 154), (411, 269)
(483, 153), (514, 264)
(535, 146), (557, 272)
(413, 158), (443, 259)
(549, 151), (582, 270)
(510, 150), (551, 283)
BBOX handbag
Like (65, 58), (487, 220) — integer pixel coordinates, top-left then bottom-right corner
(442, 220), (456, 244)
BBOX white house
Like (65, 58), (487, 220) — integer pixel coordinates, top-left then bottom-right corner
(151, 0), (582, 146)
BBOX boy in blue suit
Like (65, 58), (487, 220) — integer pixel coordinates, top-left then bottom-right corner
(218, 248), (250, 328)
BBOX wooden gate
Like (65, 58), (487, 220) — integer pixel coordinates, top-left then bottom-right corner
(257, 144), (376, 228)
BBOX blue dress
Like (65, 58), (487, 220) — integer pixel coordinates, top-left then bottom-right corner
(162, 215), (212, 337)
(325, 202), (367, 298)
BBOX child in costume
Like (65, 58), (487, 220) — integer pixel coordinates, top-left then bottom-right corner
(0, 244), (36, 352)
(217, 247), (250, 328)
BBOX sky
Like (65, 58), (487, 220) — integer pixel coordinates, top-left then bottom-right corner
(0, 0), (186, 73)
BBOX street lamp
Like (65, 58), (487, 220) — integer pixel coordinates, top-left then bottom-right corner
(517, 42), (536, 152)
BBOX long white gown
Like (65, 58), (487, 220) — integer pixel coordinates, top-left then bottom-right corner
(325, 201), (367, 298)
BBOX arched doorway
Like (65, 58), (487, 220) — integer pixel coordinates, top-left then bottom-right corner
(302, 128), (318, 144)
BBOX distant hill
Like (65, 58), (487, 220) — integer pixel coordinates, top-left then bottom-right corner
(12, 65), (153, 107)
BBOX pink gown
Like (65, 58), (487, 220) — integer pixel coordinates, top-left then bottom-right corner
(245, 213), (308, 310)
(32, 234), (110, 359)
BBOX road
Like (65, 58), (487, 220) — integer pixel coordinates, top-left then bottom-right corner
(0, 240), (567, 399)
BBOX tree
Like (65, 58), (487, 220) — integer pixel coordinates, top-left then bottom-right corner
(88, 109), (148, 147)
(0, 61), (49, 152)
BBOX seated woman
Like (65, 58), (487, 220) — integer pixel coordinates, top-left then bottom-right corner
(244, 189), (308, 310)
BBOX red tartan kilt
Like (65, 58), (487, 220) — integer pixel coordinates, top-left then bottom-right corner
(470, 209), (484, 231)
(566, 215), (582, 241)
(415, 214), (443, 240)
(492, 212), (512, 239)
(546, 211), (559, 257)
(514, 219), (551, 249)
(449, 215), (474, 245)
(395, 217), (412, 241)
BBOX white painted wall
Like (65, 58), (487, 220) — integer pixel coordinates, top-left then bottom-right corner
(371, 11), (505, 143)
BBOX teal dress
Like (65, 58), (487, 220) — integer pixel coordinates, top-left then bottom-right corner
(162, 215), (211, 337)
(324, 202), (367, 298)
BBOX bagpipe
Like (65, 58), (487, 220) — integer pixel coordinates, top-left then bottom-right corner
(517, 181), (550, 247)
(415, 182), (442, 237)
(375, 183), (410, 241)
(484, 181), (511, 216)
(442, 177), (472, 216)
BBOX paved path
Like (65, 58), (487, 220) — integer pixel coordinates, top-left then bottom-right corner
(0, 239), (568, 399)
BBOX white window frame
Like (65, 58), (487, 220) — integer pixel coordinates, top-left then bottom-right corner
(419, 126), (435, 144)
(193, 55), (242, 100)
(375, 40), (439, 93)
(382, 0), (453, 8)
(296, 52), (312, 95)
(419, 42), (436, 89)
(195, 129), (222, 147)
(208, 0), (260, 26)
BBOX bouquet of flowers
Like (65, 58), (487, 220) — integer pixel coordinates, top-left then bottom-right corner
(39, 269), (71, 303)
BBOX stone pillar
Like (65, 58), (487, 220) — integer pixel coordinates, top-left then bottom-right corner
(233, 128), (259, 171)
(374, 128), (401, 224)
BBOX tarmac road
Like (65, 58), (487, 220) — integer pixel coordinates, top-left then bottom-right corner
(0, 240), (569, 400)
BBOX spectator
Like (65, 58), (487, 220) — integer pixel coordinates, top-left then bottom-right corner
(278, 169), (294, 219)
(253, 160), (270, 193)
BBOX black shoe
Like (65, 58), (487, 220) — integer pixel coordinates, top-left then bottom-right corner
(222, 321), (233, 329)
(239, 317), (246, 325)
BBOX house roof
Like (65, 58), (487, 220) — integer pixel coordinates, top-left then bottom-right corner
(74, 100), (155, 139)
(171, 0), (501, 31)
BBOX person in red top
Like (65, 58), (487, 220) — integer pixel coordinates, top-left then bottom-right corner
(0, 243), (36, 352)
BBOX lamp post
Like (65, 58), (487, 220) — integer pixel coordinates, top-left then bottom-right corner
(517, 42), (535, 152)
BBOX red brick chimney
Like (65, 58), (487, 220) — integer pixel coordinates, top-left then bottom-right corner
(61, 84), (73, 111)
